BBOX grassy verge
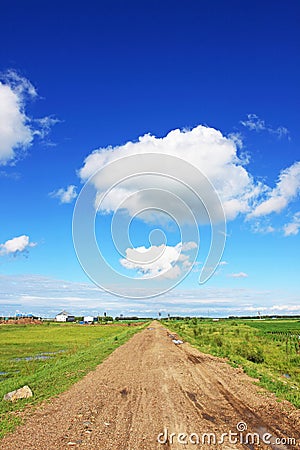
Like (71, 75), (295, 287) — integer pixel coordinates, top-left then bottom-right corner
(0, 322), (149, 438)
(163, 318), (300, 408)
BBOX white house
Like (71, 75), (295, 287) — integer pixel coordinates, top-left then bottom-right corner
(83, 315), (95, 324)
(55, 310), (75, 322)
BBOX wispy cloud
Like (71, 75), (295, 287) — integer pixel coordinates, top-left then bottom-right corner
(227, 132), (244, 149)
(240, 113), (290, 139)
(33, 116), (61, 144)
(227, 272), (248, 278)
(251, 221), (275, 234)
(0, 274), (298, 318)
(241, 114), (266, 131)
(0, 170), (20, 180)
(49, 185), (77, 204)
(283, 212), (300, 236)
(1, 70), (38, 98)
(248, 162), (300, 218)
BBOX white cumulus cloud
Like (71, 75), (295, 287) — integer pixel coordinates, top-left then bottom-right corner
(120, 241), (196, 279)
(0, 235), (37, 256)
(79, 125), (264, 223)
(78, 125), (299, 230)
(0, 70), (57, 165)
(249, 162), (300, 218)
(49, 185), (77, 204)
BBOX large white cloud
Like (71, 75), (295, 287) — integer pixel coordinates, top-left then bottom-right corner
(0, 235), (37, 256)
(0, 70), (57, 165)
(78, 125), (300, 227)
(79, 126), (263, 223)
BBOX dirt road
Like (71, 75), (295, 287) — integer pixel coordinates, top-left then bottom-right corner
(1, 322), (300, 450)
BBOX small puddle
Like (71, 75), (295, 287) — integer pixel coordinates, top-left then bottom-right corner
(16, 355), (51, 361)
(0, 371), (8, 381)
(13, 350), (65, 362)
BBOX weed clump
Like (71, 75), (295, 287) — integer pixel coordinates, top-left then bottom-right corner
(236, 343), (264, 363)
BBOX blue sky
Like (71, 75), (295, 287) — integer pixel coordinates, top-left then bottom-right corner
(0, 0), (299, 317)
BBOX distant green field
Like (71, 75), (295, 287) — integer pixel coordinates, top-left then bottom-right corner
(164, 318), (300, 408)
(0, 322), (148, 438)
(246, 318), (300, 333)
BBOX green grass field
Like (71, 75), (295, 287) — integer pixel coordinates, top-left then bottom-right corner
(164, 318), (300, 408)
(0, 322), (148, 437)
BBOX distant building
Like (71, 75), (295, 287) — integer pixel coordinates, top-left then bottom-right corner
(55, 310), (75, 322)
(83, 315), (96, 324)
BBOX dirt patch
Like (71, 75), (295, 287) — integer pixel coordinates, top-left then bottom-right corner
(0, 318), (42, 325)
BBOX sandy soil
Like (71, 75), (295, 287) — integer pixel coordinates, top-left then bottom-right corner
(1, 321), (300, 450)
